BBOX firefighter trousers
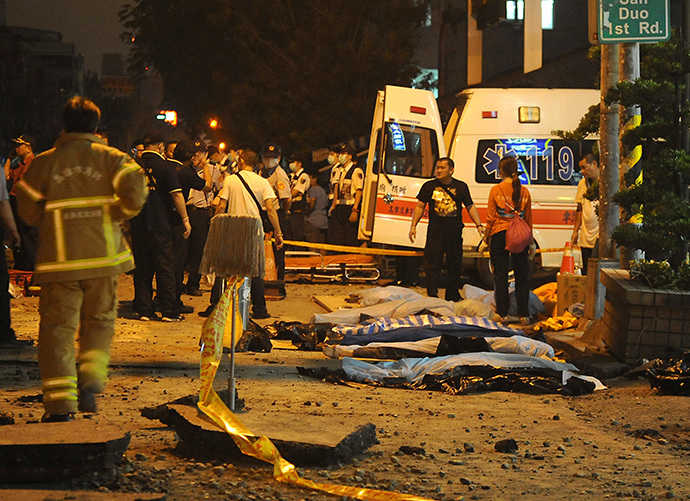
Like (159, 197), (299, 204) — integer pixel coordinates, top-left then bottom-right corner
(38, 275), (118, 414)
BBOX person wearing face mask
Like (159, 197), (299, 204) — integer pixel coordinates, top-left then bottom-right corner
(288, 153), (310, 244)
(325, 146), (341, 245)
(261, 143), (291, 296)
(129, 132), (191, 322)
(211, 146), (237, 212)
(326, 146), (341, 206)
(329, 144), (363, 247)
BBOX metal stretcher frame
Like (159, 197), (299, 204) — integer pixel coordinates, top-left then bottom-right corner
(284, 251), (380, 282)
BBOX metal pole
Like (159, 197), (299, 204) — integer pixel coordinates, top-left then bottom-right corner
(599, 43), (620, 260)
(619, 42), (641, 267)
(228, 278), (237, 411)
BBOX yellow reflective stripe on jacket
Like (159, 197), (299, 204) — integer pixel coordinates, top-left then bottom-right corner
(35, 250), (133, 273)
(53, 209), (67, 262)
(14, 178), (45, 201)
(44, 196), (117, 211)
(112, 162), (141, 190)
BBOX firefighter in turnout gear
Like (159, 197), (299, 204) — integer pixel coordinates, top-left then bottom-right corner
(15, 97), (148, 422)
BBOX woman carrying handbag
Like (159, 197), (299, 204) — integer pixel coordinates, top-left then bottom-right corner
(483, 156), (535, 325)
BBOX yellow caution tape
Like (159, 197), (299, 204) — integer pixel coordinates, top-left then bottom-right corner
(197, 277), (435, 501)
(282, 239), (424, 256)
(281, 239), (573, 258)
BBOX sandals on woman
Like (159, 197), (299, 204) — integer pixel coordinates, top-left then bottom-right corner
(519, 316), (534, 326)
(500, 315), (534, 326)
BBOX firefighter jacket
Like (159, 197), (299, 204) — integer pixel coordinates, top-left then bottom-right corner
(15, 133), (148, 284)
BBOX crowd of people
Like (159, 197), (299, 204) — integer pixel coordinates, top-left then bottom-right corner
(0, 95), (371, 421)
(1, 103), (369, 337)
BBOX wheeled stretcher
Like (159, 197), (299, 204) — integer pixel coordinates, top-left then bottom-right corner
(284, 251), (380, 282)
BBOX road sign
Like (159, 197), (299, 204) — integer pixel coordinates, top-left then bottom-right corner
(599, 0), (670, 44)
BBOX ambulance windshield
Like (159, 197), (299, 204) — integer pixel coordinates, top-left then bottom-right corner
(380, 122), (439, 178)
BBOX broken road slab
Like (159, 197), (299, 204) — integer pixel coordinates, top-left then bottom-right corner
(0, 420), (130, 483)
(144, 399), (377, 467)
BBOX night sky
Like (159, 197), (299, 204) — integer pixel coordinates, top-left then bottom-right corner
(5, 0), (130, 74)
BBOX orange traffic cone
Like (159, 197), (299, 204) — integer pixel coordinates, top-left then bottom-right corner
(560, 241), (575, 274)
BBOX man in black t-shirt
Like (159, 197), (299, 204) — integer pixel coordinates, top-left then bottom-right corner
(129, 132), (191, 321)
(409, 157), (484, 301)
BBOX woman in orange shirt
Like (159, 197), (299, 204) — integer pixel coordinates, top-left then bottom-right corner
(483, 156), (534, 325)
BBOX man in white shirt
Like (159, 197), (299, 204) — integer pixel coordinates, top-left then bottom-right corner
(199, 149), (283, 319)
(571, 153), (600, 275)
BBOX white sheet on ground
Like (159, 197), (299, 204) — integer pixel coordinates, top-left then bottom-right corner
(342, 353), (586, 386)
(312, 285), (497, 325)
(311, 297), (458, 325)
(360, 286), (424, 306)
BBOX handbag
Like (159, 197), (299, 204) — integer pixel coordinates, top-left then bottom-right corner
(234, 172), (273, 232)
(500, 187), (532, 254)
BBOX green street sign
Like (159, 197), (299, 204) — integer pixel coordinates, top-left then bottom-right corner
(599, 0), (670, 44)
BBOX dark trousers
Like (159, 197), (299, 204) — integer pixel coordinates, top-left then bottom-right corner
(172, 223), (186, 305)
(274, 210), (288, 281)
(210, 276), (267, 315)
(10, 196), (38, 271)
(424, 227), (463, 301)
(330, 204), (358, 247)
(0, 244), (16, 341)
(304, 221), (327, 249)
(580, 241), (600, 276)
(489, 230), (530, 317)
(396, 255), (421, 285)
(185, 206), (212, 288)
(130, 218), (178, 317)
(289, 210), (306, 244)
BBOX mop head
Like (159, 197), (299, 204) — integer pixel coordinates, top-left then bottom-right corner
(200, 214), (265, 278)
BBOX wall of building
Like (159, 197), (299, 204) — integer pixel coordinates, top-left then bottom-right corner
(0, 25), (83, 153)
(415, 0), (593, 99)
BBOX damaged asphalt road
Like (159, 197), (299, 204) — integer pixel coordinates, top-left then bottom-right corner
(0, 278), (689, 500)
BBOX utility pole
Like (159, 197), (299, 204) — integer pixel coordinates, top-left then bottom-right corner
(619, 42), (641, 267)
(599, 43), (620, 260)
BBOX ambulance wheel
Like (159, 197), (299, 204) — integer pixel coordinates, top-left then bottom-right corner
(476, 256), (494, 289)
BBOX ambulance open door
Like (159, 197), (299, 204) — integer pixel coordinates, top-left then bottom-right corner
(359, 85), (446, 248)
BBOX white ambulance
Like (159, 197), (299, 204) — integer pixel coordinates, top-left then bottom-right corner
(359, 86), (599, 285)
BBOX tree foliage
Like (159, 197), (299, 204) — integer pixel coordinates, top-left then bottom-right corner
(119, 0), (430, 154)
(608, 34), (690, 271)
